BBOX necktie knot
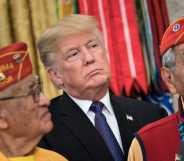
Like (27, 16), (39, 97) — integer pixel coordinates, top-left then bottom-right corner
(90, 101), (104, 113)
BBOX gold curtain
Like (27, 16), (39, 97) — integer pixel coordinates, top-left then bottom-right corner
(0, 0), (74, 99)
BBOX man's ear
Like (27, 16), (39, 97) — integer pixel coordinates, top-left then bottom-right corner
(47, 67), (64, 88)
(161, 67), (177, 94)
(0, 110), (8, 129)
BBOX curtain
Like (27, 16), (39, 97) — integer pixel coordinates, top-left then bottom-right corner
(0, 0), (75, 99)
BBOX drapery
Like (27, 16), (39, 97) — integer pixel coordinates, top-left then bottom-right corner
(78, 0), (169, 96)
(0, 0), (169, 98)
(0, 0), (76, 99)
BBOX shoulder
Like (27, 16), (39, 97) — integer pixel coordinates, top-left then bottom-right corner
(48, 95), (65, 113)
(134, 113), (180, 160)
(36, 147), (68, 161)
(50, 92), (74, 106)
(111, 94), (165, 114)
(138, 113), (178, 136)
(128, 138), (144, 161)
(51, 94), (65, 104)
(111, 95), (167, 128)
(111, 94), (157, 107)
(49, 93), (73, 111)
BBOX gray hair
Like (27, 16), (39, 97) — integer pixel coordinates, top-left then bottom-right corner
(37, 14), (101, 68)
(162, 48), (176, 72)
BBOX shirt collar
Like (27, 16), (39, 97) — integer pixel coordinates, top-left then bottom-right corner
(68, 90), (113, 114)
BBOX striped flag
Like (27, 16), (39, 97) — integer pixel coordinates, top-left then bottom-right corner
(78, 0), (147, 96)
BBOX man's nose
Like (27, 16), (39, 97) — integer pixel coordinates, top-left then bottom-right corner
(81, 46), (95, 64)
(38, 93), (50, 108)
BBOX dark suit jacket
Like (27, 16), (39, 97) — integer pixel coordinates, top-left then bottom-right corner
(39, 92), (167, 161)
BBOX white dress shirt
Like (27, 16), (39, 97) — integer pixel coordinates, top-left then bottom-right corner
(69, 90), (123, 151)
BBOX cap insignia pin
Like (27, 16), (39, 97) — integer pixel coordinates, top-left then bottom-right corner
(173, 23), (181, 32)
(12, 53), (22, 64)
(0, 73), (6, 81)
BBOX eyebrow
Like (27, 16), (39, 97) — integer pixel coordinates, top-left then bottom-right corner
(66, 47), (78, 52)
(63, 39), (97, 54)
(63, 47), (79, 57)
(84, 39), (96, 46)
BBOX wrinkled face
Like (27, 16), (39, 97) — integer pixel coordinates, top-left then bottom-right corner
(172, 43), (184, 96)
(0, 94), (52, 139)
(54, 31), (111, 98)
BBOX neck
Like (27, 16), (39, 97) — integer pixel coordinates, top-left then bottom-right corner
(0, 134), (41, 157)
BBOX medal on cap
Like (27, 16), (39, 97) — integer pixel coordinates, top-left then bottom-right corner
(12, 53), (22, 64)
(0, 43), (32, 93)
(0, 73), (6, 81)
(173, 23), (181, 32)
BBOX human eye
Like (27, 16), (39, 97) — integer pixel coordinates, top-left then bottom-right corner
(181, 52), (184, 57)
(65, 49), (80, 61)
(87, 41), (99, 49)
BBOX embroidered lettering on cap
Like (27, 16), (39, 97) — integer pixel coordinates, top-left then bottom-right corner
(0, 42), (32, 93)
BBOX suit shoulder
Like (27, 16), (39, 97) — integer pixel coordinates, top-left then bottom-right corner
(111, 95), (167, 122)
(112, 95), (160, 110)
(50, 95), (67, 107)
(49, 95), (66, 113)
(138, 113), (178, 136)
(51, 95), (64, 103)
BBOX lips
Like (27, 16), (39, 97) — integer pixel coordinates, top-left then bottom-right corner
(40, 108), (52, 121)
(86, 69), (103, 78)
(44, 111), (51, 121)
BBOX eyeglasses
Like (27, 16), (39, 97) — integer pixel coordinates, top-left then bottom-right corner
(0, 76), (41, 101)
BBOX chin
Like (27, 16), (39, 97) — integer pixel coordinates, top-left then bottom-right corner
(91, 76), (109, 86)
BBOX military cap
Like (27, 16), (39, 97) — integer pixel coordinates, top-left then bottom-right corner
(160, 17), (184, 55)
(0, 42), (33, 99)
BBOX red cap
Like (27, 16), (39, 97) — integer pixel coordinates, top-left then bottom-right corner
(160, 17), (184, 55)
(0, 42), (33, 99)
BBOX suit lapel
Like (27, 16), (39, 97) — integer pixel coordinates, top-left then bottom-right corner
(56, 93), (114, 161)
(110, 95), (134, 158)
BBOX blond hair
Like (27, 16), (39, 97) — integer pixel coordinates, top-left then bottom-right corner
(37, 14), (101, 67)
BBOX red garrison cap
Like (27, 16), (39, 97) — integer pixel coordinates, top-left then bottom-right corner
(0, 42), (33, 99)
(160, 17), (184, 55)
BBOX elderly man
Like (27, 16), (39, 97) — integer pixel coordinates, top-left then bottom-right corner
(128, 17), (184, 161)
(0, 43), (67, 161)
(37, 14), (166, 161)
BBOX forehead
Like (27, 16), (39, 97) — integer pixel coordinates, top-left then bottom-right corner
(57, 31), (101, 52)
(0, 75), (38, 100)
(0, 94), (33, 110)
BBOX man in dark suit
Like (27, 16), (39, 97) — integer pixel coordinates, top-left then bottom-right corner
(37, 14), (166, 161)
